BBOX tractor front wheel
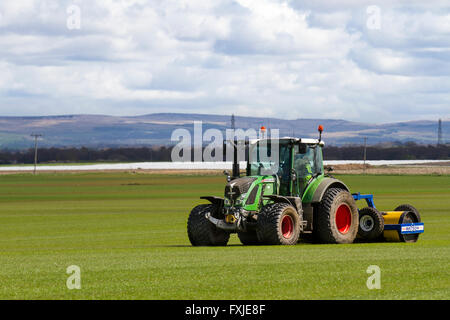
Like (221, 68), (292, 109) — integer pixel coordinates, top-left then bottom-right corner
(187, 204), (230, 246)
(316, 188), (359, 244)
(256, 203), (301, 245)
(237, 231), (261, 245)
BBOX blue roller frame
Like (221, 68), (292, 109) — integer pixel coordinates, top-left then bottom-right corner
(384, 223), (424, 234)
(352, 192), (424, 235)
(352, 192), (376, 209)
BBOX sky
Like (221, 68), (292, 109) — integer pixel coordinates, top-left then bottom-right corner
(0, 0), (449, 123)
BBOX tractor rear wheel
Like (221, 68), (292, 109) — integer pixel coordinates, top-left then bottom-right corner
(256, 203), (300, 245)
(316, 188), (359, 244)
(237, 231), (261, 245)
(357, 207), (384, 241)
(187, 204), (230, 246)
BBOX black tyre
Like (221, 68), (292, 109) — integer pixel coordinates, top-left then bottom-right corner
(394, 204), (421, 222)
(316, 188), (359, 244)
(187, 204), (230, 246)
(394, 204), (421, 243)
(357, 207), (384, 241)
(237, 231), (261, 245)
(256, 203), (301, 245)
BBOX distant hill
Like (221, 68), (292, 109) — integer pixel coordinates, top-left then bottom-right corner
(0, 113), (447, 150)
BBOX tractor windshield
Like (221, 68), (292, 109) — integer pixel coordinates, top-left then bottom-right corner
(247, 140), (291, 178)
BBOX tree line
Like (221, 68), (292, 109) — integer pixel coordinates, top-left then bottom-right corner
(0, 146), (173, 164)
(0, 143), (448, 165)
(323, 143), (449, 160)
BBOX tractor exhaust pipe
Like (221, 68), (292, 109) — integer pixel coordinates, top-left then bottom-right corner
(232, 137), (240, 179)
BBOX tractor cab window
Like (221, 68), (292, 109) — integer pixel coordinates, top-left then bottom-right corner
(247, 141), (291, 194)
(294, 144), (323, 195)
(248, 141), (277, 176)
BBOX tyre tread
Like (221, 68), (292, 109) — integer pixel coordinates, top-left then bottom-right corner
(187, 204), (230, 246)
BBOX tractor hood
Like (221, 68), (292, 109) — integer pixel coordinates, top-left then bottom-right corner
(224, 177), (257, 202)
(224, 175), (277, 208)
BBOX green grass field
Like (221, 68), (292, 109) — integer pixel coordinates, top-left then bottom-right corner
(0, 172), (448, 299)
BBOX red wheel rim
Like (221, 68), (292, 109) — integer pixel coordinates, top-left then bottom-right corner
(335, 204), (352, 234)
(281, 215), (293, 238)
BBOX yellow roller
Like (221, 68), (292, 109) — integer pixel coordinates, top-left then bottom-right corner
(383, 211), (404, 242)
(382, 211), (423, 242)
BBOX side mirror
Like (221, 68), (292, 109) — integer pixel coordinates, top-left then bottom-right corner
(223, 170), (231, 182)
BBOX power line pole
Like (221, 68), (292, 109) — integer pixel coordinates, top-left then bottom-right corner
(31, 133), (43, 175)
(363, 137), (367, 175)
(438, 119), (442, 145)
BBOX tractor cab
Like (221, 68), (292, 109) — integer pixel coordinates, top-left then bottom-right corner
(246, 138), (324, 198)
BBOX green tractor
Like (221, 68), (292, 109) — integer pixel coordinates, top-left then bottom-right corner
(187, 126), (361, 246)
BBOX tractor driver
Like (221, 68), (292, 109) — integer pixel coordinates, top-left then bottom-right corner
(294, 146), (314, 195)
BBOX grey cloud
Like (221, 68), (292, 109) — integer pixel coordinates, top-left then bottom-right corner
(0, 0), (449, 122)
